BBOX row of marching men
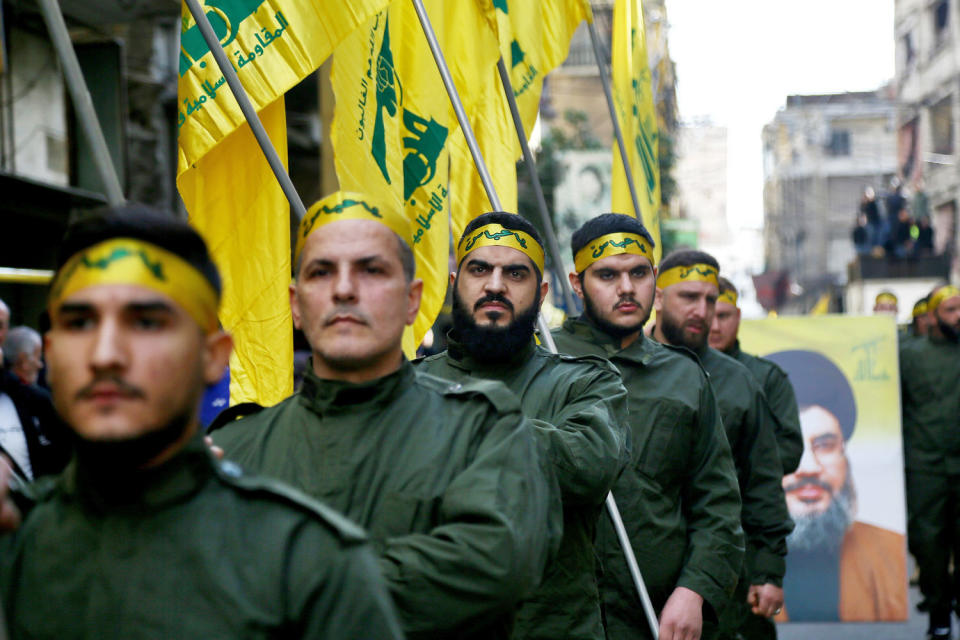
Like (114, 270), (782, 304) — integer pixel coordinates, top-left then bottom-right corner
(0, 192), (812, 640)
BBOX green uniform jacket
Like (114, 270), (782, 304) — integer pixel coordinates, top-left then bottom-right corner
(416, 338), (631, 640)
(694, 347), (791, 588)
(726, 341), (803, 474)
(214, 359), (561, 640)
(552, 318), (744, 640)
(900, 334), (960, 474)
(0, 435), (403, 640)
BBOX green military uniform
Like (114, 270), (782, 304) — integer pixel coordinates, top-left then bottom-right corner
(899, 333), (960, 622)
(725, 340), (803, 474)
(689, 346), (791, 639)
(0, 435), (402, 639)
(416, 338), (630, 640)
(552, 317), (744, 640)
(214, 359), (560, 640)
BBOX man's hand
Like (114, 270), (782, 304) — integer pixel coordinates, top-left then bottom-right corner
(747, 583), (784, 618)
(0, 458), (23, 532)
(659, 586), (703, 640)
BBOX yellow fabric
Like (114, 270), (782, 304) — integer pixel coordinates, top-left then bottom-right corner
(331, 2), (499, 357)
(929, 285), (960, 311)
(573, 232), (653, 273)
(718, 289), (739, 308)
(456, 224), (545, 273)
(295, 191), (412, 265)
(656, 264), (719, 289)
(810, 292), (831, 315)
(912, 300), (928, 318)
(875, 292), (898, 306)
(49, 238), (219, 332)
(176, 1), (386, 405)
(610, 0), (662, 265)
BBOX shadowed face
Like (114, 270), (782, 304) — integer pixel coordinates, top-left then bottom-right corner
(709, 300), (740, 352)
(655, 279), (718, 351)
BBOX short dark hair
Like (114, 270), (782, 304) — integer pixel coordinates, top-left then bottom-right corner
(764, 349), (857, 441)
(718, 276), (737, 296)
(460, 211), (544, 277)
(57, 203), (222, 297)
(570, 213), (655, 272)
(659, 249), (720, 274)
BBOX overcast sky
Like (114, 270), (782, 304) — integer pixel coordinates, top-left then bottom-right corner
(667, 0), (896, 228)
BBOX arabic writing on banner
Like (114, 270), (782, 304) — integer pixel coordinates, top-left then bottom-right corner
(740, 316), (908, 623)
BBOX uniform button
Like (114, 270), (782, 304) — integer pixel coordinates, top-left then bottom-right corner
(220, 460), (243, 478)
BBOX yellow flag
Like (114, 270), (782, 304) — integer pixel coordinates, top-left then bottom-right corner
(810, 292), (832, 315)
(177, 0), (387, 406)
(332, 2), (500, 356)
(611, 0), (662, 265)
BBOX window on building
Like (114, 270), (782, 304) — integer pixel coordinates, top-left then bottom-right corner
(826, 130), (851, 156)
(930, 96), (954, 156)
(934, 0), (950, 47)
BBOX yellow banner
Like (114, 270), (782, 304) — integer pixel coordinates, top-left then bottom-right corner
(177, 0), (387, 406)
(332, 2), (500, 356)
(740, 316), (907, 623)
(610, 0), (661, 265)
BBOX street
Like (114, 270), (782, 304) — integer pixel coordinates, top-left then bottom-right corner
(778, 584), (928, 640)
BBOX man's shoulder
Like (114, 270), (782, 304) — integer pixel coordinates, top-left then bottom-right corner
(532, 345), (621, 381)
(844, 521), (905, 549)
(210, 395), (299, 446)
(705, 348), (759, 389)
(412, 369), (522, 416)
(211, 459), (368, 547)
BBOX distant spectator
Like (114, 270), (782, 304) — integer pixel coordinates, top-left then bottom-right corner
(852, 214), (871, 255)
(873, 291), (898, 316)
(914, 216), (934, 257)
(859, 187), (882, 247)
(4, 327), (43, 386)
(0, 299), (9, 349)
(885, 177), (906, 226)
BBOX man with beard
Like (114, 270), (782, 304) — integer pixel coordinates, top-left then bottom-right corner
(900, 284), (960, 639)
(763, 349), (906, 623)
(709, 276), (803, 475)
(214, 192), (560, 640)
(0, 205), (404, 638)
(651, 250), (791, 640)
(416, 211), (630, 640)
(551, 213), (744, 640)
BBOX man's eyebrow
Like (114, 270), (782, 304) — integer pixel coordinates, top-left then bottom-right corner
(812, 433), (840, 445)
(465, 258), (530, 272)
(465, 258), (493, 270)
(126, 301), (176, 314)
(56, 302), (94, 315)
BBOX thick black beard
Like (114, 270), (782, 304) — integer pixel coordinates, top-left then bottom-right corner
(786, 471), (857, 553)
(581, 286), (648, 339)
(72, 406), (195, 473)
(451, 286), (540, 364)
(937, 317), (960, 342)
(660, 307), (708, 352)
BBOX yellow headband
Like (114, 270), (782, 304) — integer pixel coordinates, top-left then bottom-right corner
(912, 300), (928, 318)
(718, 289), (738, 307)
(657, 263), (720, 290)
(929, 285), (960, 311)
(875, 292), (898, 306)
(295, 191), (412, 265)
(456, 223), (545, 273)
(574, 232), (654, 273)
(49, 238), (220, 332)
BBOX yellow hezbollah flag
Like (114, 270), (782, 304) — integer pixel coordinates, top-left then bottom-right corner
(611, 0), (662, 265)
(177, 0), (387, 406)
(810, 292), (832, 315)
(332, 1), (500, 355)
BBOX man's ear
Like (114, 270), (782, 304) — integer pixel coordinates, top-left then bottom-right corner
(289, 283), (302, 330)
(449, 271), (457, 287)
(568, 272), (584, 299)
(202, 331), (233, 386)
(537, 279), (549, 310)
(406, 278), (424, 326)
(654, 287), (663, 312)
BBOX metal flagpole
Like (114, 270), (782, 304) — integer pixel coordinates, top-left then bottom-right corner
(585, 16), (643, 222)
(412, 2), (656, 636)
(37, 0), (124, 206)
(495, 58), (578, 315)
(182, 0), (306, 219)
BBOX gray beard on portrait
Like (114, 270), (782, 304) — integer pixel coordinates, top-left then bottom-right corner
(786, 469), (858, 553)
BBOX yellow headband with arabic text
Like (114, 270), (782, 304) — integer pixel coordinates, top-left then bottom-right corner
(657, 263), (720, 290)
(49, 238), (220, 332)
(574, 232), (654, 273)
(456, 223), (545, 273)
(718, 288), (738, 307)
(295, 191), (412, 265)
(875, 292), (898, 306)
(929, 285), (960, 311)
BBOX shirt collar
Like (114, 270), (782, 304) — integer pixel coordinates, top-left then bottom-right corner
(563, 315), (656, 365)
(299, 357), (415, 415)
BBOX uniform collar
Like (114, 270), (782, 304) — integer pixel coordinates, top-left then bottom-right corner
(66, 432), (214, 513)
(445, 332), (537, 374)
(299, 357), (415, 415)
(563, 315), (656, 365)
(726, 339), (743, 358)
